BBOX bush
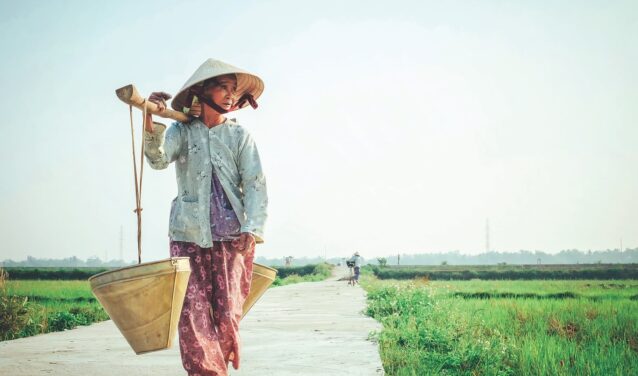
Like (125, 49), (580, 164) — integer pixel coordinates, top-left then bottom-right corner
(312, 263), (332, 278)
(69, 306), (108, 325)
(276, 264), (317, 278)
(48, 311), (78, 331)
(271, 263), (334, 287)
(0, 268), (37, 340)
(0, 295), (32, 340)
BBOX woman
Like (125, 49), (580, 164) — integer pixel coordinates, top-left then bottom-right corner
(143, 58), (268, 376)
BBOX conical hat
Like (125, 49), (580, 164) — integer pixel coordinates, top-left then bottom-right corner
(171, 58), (264, 112)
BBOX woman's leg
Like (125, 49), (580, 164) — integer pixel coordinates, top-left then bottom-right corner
(170, 240), (229, 376)
(210, 240), (255, 370)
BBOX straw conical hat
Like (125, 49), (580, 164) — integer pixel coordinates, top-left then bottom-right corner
(171, 58), (264, 112)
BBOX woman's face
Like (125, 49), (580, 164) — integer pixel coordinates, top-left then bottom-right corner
(203, 74), (238, 112)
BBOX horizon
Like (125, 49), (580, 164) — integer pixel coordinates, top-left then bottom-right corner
(3, 247), (637, 266)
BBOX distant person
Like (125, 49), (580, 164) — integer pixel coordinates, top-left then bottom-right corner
(284, 256), (294, 267)
(348, 252), (363, 285)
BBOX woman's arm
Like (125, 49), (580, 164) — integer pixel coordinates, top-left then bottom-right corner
(237, 131), (268, 243)
(143, 92), (186, 170)
(143, 118), (185, 170)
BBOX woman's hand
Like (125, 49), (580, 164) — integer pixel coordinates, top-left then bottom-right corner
(149, 91), (172, 111)
(189, 101), (202, 117)
(232, 232), (255, 255)
(144, 91), (172, 132)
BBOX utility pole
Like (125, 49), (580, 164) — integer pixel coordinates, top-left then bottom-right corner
(397, 253), (400, 265)
(485, 218), (490, 253)
(119, 225), (124, 262)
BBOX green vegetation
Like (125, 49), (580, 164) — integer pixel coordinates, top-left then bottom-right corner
(362, 274), (638, 375)
(272, 263), (333, 287)
(274, 264), (326, 278)
(2, 267), (112, 280)
(0, 274), (108, 341)
(370, 263), (638, 280)
(0, 268), (31, 340)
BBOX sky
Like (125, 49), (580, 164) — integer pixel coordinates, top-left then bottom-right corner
(0, 0), (636, 262)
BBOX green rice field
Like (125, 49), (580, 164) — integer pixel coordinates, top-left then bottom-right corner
(369, 263), (638, 281)
(1, 279), (108, 340)
(361, 271), (638, 375)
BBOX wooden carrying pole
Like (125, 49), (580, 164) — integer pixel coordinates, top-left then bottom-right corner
(116, 84), (189, 122)
(117, 84), (190, 264)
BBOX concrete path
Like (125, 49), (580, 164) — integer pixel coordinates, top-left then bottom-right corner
(0, 266), (384, 375)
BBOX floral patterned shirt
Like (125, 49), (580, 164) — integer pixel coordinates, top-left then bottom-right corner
(144, 117), (267, 247)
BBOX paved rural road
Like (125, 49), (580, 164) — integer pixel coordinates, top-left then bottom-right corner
(0, 266), (384, 376)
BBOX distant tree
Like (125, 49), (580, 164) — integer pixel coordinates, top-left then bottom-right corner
(377, 257), (387, 267)
(441, 261), (448, 266)
(86, 256), (103, 267)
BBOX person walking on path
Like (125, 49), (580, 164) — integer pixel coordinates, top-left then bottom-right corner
(348, 252), (363, 285)
(144, 58), (268, 376)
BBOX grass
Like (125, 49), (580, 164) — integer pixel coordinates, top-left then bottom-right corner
(361, 271), (638, 375)
(1, 278), (108, 341)
(271, 263), (334, 287)
(5, 280), (97, 300)
(370, 264), (638, 280)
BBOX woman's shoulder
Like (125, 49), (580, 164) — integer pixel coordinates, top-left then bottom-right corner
(169, 119), (201, 135)
(225, 119), (252, 139)
(169, 121), (188, 130)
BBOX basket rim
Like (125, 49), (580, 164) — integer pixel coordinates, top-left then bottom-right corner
(88, 257), (191, 282)
(252, 262), (278, 274)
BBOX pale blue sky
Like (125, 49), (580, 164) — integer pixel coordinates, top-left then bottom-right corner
(0, 0), (636, 262)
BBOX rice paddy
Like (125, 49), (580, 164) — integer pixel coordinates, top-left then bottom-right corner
(361, 269), (638, 375)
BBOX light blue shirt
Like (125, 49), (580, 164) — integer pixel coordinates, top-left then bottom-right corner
(143, 117), (268, 247)
(349, 255), (363, 267)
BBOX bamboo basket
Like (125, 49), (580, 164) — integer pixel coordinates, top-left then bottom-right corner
(89, 257), (191, 354)
(89, 259), (276, 354)
(242, 263), (278, 319)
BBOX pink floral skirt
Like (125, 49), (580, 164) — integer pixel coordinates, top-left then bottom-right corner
(170, 239), (255, 376)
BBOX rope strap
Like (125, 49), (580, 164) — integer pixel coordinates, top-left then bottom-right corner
(128, 100), (148, 264)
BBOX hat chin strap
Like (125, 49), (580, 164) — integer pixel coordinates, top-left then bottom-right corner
(196, 94), (232, 114)
(188, 88), (259, 114)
